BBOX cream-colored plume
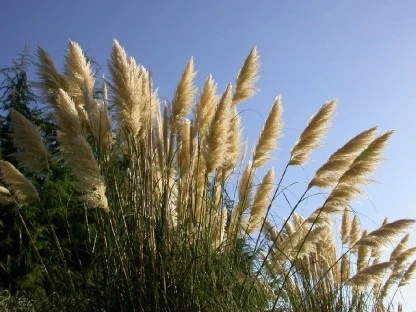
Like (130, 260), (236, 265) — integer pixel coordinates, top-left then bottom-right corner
(308, 127), (377, 189)
(36, 48), (69, 108)
(232, 47), (259, 106)
(347, 261), (395, 289)
(0, 186), (13, 205)
(205, 84), (233, 173)
(340, 207), (351, 244)
(10, 109), (49, 172)
(229, 162), (254, 235)
(289, 100), (336, 166)
(399, 260), (416, 287)
(252, 97), (283, 168)
(194, 75), (217, 139)
(222, 108), (242, 178)
(108, 40), (151, 138)
(323, 131), (393, 213)
(356, 219), (415, 249)
(170, 58), (196, 133)
(56, 89), (108, 211)
(247, 168), (274, 234)
(64, 41), (95, 121)
(0, 160), (39, 206)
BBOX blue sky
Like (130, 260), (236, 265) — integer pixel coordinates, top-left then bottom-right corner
(1, 0), (415, 309)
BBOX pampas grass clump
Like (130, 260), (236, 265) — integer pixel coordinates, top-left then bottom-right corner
(0, 40), (415, 312)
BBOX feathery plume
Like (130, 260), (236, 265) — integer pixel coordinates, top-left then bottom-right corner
(0, 160), (39, 205)
(108, 40), (148, 137)
(390, 234), (410, 261)
(324, 131), (393, 212)
(56, 89), (108, 211)
(340, 255), (350, 282)
(340, 207), (351, 244)
(296, 226), (327, 258)
(399, 260), (416, 287)
(347, 261), (395, 289)
(10, 109), (49, 172)
(85, 97), (113, 151)
(36, 47), (69, 108)
(232, 47), (259, 106)
(222, 108), (242, 178)
(0, 186), (13, 205)
(64, 41), (94, 120)
(357, 230), (371, 272)
(205, 84), (233, 173)
(357, 219), (415, 249)
(248, 168), (274, 233)
(349, 215), (361, 252)
(178, 119), (191, 177)
(170, 58), (196, 133)
(252, 97), (283, 168)
(194, 75), (217, 139)
(308, 127), (377, 189)
(229, 162), (254, 234)
(289, 100), (336, 166)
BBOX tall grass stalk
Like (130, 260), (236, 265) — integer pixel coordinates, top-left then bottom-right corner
(0, 40), (415, 311)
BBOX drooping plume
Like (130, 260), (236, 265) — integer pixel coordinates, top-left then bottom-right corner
(10, 109), (49, 172)
(56, 89), (108, 211)
(0, 160), (39, 206)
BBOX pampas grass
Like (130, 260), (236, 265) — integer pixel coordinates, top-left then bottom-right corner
(2, 40), (415, 311)
(10, 108), (49, 172)
(252, 97), (283, 168)
(289, 100), (336, 166)
(0, 160), (39, 205)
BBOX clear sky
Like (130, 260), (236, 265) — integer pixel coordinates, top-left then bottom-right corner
(1, 0), (415, 309)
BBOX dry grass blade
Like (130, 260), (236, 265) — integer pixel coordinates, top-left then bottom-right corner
(248, 168), (274, 234)
(10, 109), (49, 172)
(347, 261), (395, 289)
(289, 100), (336, 166)
(232, 47), (259, 106)
(171, 58), (196, 133)
(308, 127), (377, 189)
(56, 89), (108, 211)
(252, 97), (283, 168)
(0, 160), (39, 206)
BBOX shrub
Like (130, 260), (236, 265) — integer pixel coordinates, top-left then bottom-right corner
(0, 40), (414, 311)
